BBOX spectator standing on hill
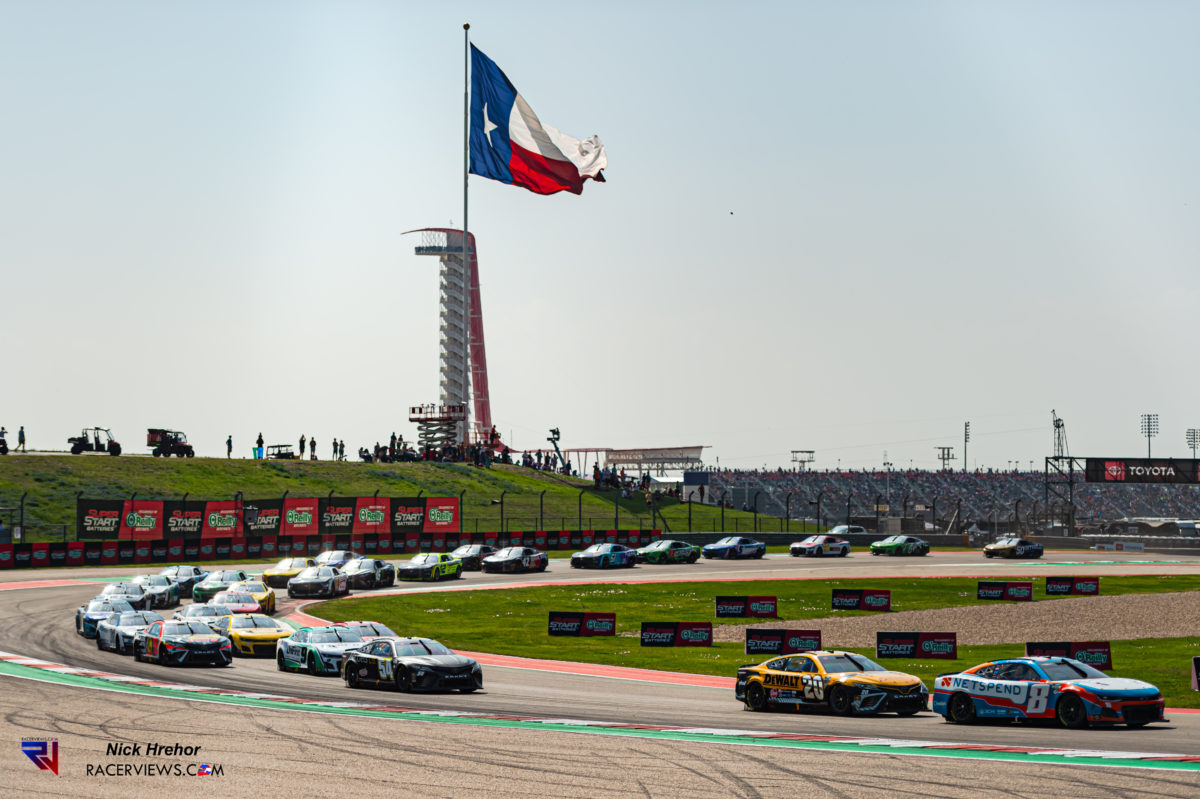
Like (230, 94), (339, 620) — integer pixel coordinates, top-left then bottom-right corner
(226, 435), (232, 458)
(256, 432), (264, 459)
(332, 439), (338, 459)
(338, 439), (345, 461)
(310, 437), (317, 460)
(18, 426), (25, 452)
(299, 434), (306, 458)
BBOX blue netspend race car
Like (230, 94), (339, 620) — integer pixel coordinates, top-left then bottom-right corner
(75, 598), (135, 638)
(702, 536), (765, 560)
(933, 657), (1165, 729)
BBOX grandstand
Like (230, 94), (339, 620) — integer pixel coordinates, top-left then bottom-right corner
(706, 469), (1200, 533)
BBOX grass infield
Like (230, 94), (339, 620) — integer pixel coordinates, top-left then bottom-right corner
(312, 575), (1200, 707)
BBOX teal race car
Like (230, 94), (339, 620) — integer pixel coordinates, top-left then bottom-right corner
(276, 625), (367, 676)
(869, 535), (930, 556)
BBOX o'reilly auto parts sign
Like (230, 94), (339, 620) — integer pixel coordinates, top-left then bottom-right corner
(1085, 458), (1200, 484)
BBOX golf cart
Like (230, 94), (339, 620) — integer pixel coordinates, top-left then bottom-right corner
(68, 427), (122, 456)
(147, 428), (195, 458)
(266, 444), (296, 460)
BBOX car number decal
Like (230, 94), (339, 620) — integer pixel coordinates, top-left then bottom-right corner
(801, 674), (825, 701)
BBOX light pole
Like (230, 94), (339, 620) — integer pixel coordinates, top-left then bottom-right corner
(883, 461), (893, 503)
(1188, 429), (1200, 459)
(1141, 413), (1159, 458)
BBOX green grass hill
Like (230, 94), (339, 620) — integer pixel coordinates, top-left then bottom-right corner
(0, 455), (778, 539)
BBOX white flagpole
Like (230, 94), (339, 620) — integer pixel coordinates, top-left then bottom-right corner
(462, 22), (472, 447)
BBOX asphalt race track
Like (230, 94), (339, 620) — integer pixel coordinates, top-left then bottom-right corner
(3, 550), (1200, 796)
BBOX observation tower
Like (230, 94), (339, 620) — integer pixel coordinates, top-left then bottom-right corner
(405, 228), (493, 445)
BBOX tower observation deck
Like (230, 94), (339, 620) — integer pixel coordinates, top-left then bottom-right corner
(405, 228), (493, 445)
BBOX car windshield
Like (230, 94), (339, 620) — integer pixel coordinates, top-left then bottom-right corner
(994, 538), (1019, 546)
(410, 554), (437, 565)
(349, 622), (395, 636)
(582, 544), (609, 554)
(216, 592), (254, 603)
(1040, 659), (1109, 681)
(86, 600), (117, 612)
(310, 628), (362, 643)
(714, 537), (741, 545)
(643, 541), (668, 550)
(452, 545), (479, 556)
(103, 583), (141, 595)
(233, 582), (265, 592)
(799, 536), (821, 544)
(296, 567), (324, 579)
(182, 605), (215, 616)
(164, 622), (213, 636)
(494, 548), (520, 557)
(394, 639), (453, 656)
(881, 536), (902, 543)
(231, 616), (280, 629)
(117, 612), (161, 626)
(817, 653), (886, 673)
(276, 558), (308, 569)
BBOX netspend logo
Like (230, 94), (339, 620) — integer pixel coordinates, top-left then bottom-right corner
(21, 738), (59, 776)
(1105, 461), (1126, 481)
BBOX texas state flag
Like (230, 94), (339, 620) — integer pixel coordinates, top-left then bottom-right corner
(469, 45), (606, 196)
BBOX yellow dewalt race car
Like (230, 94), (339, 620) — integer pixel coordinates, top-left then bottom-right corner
(735, 650), (928, 716)
(209, 613), (294, 657)
(229, 580), (277, 615)
(262, 557), (317, 589)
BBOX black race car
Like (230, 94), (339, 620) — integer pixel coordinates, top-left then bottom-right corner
(450, 544), (498, 571)
(133, 619), (232, 667)
(159, 565), (209, 598)
(342, 637), (482, 692)
(341, 557), (396, 590)
(481, 546), (548, 574)
(287, 566), (351, 598)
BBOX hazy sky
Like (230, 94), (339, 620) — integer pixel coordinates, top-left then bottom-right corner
(2, 1), (1198, 470)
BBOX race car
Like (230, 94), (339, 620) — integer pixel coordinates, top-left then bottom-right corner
(636, 539), (701, 564)
(159, 565), (209, 598)
(287, 566), (351, 599)
(209, 591), (263, 615)
(331, 620), (397, 642)
(983, 537), (1044, 559)
(96, 610), (164, 654)
(262, 557), (316, 589)
(341, 557), (397, 589)
(482, 546), (548, 573)
(97, 581), (154, 611)
(75, 598), (135, 638)
(209, 613), (294, 657)
(789, 535), (850, 557)
(172, 603), (232, 629)
(396, 553), (464, 581)
(228, 580), (277, 615)
(735, 650), (928, 716)
(702, 536), (765, 560)
(314, 549), (362, 569)
(276, 625), (366, 675)
(870, 535), (930, 556)
(933, 657), (1165, 728)
(133, 619), (232, 667)
(450, 544), (498, 571)
(342, 636), (482, 692)
(570, 542), (637, 569)
(191, 569), (250, 603)
(130, 573), (180, 608)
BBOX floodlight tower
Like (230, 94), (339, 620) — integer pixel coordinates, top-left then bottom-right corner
(406, 228), (493, 444)
(1188, 428), (1200, 459)
(1140, 413), (1159, 458)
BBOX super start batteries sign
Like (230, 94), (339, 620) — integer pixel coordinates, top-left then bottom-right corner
(977, 581), (1033, 601)
(640, 621), (713, 647)
(547, 612), (616, 636)
(715, 596), (778, 618)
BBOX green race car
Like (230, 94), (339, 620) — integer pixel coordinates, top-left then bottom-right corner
(395, 552), (464, 581)
(869, 535), (930, 556)
(635, 539), (700, 564)
(190, 569), (250, 603)
(276, 625), (367, 676)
